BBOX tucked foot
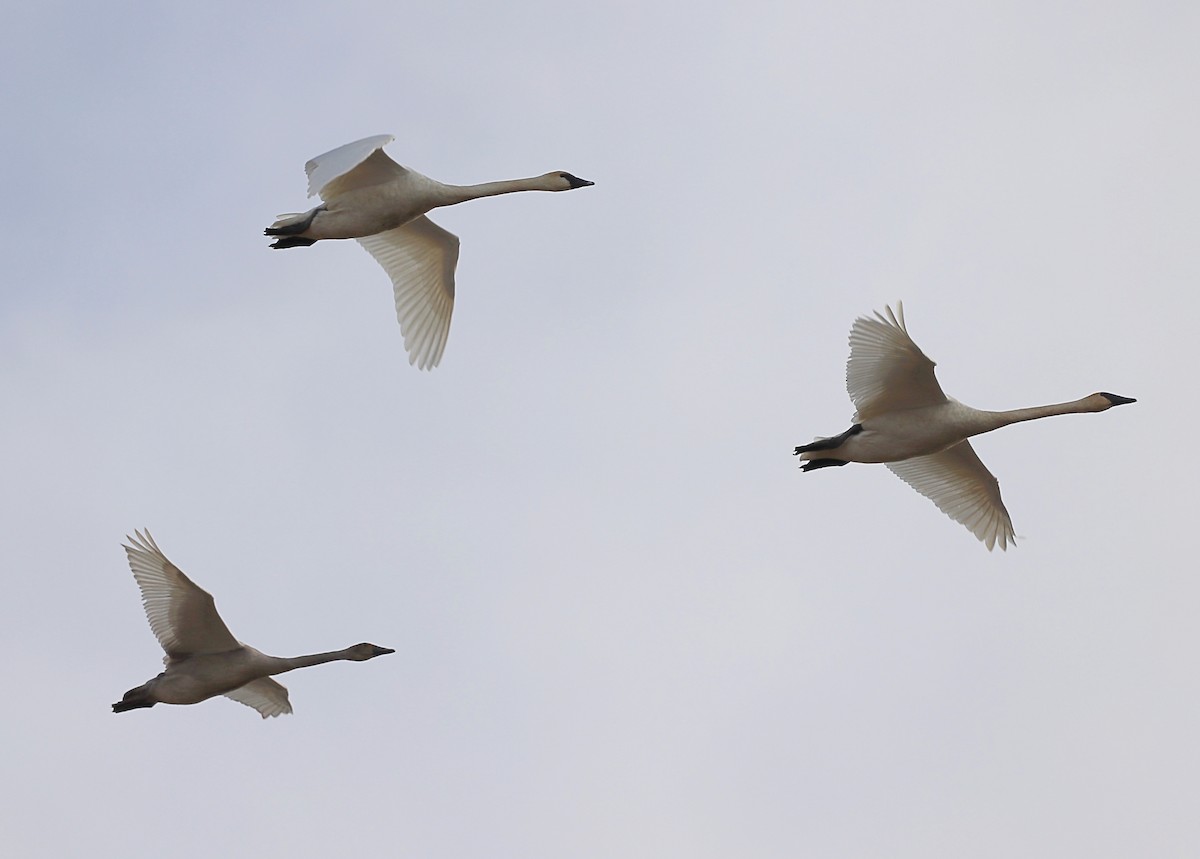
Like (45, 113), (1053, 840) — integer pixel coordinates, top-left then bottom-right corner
(264, 207), (321, 237)
(112, 699), (155, 713)
(794, 423), (863, 455)
(112, 682), (156, 713)
(268, 236), (318, 249)
(799, 458), (849, 472)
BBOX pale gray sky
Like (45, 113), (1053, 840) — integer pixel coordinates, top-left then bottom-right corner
(2, 2), (1197, 857)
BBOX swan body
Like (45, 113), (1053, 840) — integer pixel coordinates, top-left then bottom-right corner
(265, 134), (594, 370)
(113, 530), (394, 718)
(793, 304), (1135, 550)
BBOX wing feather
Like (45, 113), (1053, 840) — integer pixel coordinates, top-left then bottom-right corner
(224, 678), (293, 719)
(848, 303), (947, 421)
(123, 530), (241, 656)
(305, 134), (403, 200)
(357, 215), (459, 370)
(886, 442), (1016, 550)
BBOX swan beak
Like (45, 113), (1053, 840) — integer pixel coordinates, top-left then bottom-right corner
(372, 646), (396, 657)
(567, 175), (594, 189)
(1100, 393), (1137, 407)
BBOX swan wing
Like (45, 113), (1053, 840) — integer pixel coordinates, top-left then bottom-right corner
(224, 677), (293, 719)
(885, 441), (1016, 551)
(305, 134), (403, 199)
(848, 303), (947, 422)
(123, 530), (241, 656)
(357, 215), (459, 370)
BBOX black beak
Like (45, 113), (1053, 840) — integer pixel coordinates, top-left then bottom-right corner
(564, 173), (594, 189)
(1100, 392), (1136, 406)
(373, 646), (396, 656)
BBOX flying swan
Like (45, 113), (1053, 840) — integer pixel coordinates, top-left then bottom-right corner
(793, 304), (1135, 550)
(112, 530), (394, 717)
(265, 134), (594, 369)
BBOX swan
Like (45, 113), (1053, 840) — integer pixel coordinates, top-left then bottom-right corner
(112, 530), (394, 718)
(265, 134), (594, 369)
(793, 304), (1135, 550)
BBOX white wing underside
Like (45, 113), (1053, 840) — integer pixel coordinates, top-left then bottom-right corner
(357, 215), (459, 370)
(886, 442), (1016, 551)
(305, 134), (402, 200)
(224, 677), (293, 719)
(123, 530), (241, 657)
(847, 302), (947, 422)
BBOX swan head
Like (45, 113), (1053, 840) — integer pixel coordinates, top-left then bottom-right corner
(545, 171), (594, 191)
(347, 642), (396, 661)
(1096, 392), (1137, 409)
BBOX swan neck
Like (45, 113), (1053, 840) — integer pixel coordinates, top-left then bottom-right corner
(270, 649), (354, 674)
(981, 398), (1100, 430)
(440, 177), (550, 205)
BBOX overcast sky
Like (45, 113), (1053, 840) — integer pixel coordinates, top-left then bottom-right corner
(2, 2), (1197, 857)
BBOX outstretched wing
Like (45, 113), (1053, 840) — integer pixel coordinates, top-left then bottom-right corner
(224, 678), (293, 719)
(357, 215), (459, 370)
(847, 303), (947, 422)
(886, 441), (1016, 551)
(123, 530), (241, 657)
(305, 134), (404, 200)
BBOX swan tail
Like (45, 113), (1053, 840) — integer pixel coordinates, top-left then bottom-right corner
(265, 211), (311, 234)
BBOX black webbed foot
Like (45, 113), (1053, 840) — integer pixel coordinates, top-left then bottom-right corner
(268, 236), (318, 249)
(799, 458), (850, 472)
(793, 423), (863, 455)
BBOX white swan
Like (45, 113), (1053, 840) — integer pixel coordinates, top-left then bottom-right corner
(113, 530), (394, 718)
(265, 134), (594, 369)
(793, 304), (1135, 550)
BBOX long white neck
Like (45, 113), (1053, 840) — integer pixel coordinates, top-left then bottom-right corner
(437, 176), (559, 206)
(266, 648), (360, 675)
(972, 395), (1111, 435)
